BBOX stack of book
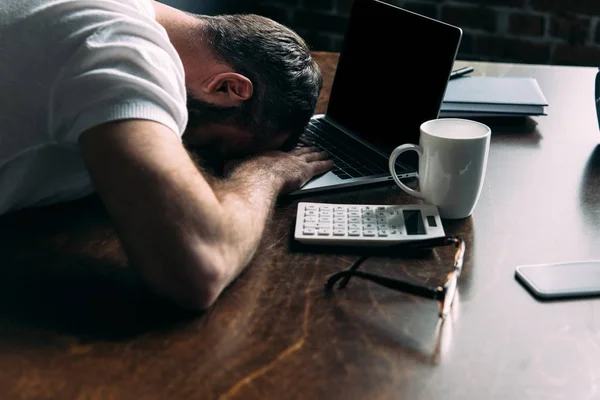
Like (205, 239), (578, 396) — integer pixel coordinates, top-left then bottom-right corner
(439, 76), (548, 118)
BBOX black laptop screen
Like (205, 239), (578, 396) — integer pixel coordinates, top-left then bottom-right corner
(326, 0), (462, 161)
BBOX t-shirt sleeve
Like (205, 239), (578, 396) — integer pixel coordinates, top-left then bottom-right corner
(48, 11), (188, 145)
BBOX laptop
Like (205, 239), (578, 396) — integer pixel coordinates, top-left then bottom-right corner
(291, 0), (463, 195)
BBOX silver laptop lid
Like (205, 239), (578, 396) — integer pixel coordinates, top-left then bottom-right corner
(326, 0), (463, 167)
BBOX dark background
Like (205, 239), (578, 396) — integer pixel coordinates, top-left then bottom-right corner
(163, 0), (600, 67)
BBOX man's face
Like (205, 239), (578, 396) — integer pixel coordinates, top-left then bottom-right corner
(183, 94), (290, 160)
(184, 123), (289, 160)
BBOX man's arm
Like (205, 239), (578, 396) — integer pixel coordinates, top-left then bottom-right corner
(79, 119), (331, 309)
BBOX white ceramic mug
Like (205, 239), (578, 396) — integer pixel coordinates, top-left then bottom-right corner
(389, 118), (491, 219)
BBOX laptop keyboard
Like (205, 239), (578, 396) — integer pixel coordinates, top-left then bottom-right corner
(302, 119), (388, 180)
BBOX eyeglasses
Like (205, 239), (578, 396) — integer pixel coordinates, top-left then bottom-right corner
(325, 236), (466, 319)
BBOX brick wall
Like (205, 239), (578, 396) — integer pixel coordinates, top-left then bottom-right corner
(249, 0), (600, 66)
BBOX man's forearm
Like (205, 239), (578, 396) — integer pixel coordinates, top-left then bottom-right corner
(80, 120), (290, 310)
(80, 120), (329, 310)
(209, 162), (283, 288)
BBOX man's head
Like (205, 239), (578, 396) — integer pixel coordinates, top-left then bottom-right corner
(181, 14), (322, 158)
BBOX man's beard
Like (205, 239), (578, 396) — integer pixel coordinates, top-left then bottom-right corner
(185, 94), (250, 175)
(186, 94), (247, 132)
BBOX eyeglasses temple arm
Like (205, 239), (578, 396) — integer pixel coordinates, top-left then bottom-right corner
(326, 270), (444, 300)
(387, 236), (461, 251)
(337, 255), (368, 288)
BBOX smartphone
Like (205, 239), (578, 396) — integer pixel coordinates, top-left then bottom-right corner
(515, 260), (600, 300)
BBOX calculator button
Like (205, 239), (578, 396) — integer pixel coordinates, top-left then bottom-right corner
(378, 231), (388, 237)
(363, 217), (376, 223)
(349, 223), (360, 229)
(349, 206), (360, 211)
(319, 211), (332, 217)
(363, 230), (376, 236)
(334, 206), (345, 211)
(334, 212), (345, 218)
(318, 217), (332, 223)
(333, 223), (346, 229)
(304, 217), (317, 223)
(348, 217), (361, 223)
(363, 224), (376, 230)
(348, 230), (361, 236)
(305, 205), (317, 210)
(333, 229), (346, 236)
(334, 217), (345, 223)
(304, 223), (327, 229)
(303, 228), (316, 235)
(317, 228), (331, 235)
(348, 212), (360, 217)
(319, 206), (332, 212)
(305, 210), (317, 216)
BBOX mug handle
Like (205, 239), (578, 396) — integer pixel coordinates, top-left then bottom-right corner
(389, 144), (425, 199)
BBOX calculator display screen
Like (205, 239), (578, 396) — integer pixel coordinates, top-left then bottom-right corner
(403, 210), (426, 235)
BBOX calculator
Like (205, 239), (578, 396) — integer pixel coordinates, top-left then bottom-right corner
(294, 202), (445, 246)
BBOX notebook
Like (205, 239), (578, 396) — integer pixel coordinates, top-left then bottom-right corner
(290, 0), (463, 195)
(440, 76), (548, 117)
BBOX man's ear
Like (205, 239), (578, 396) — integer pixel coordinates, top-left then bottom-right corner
(203, 72), (253, 107)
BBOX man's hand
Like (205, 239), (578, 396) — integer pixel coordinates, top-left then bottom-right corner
(224, 146), (333, 194)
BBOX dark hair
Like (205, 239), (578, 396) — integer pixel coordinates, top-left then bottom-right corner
(192, 14), (322, 149)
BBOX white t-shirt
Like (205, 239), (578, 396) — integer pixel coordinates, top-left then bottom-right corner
(0, 0), (188, 215)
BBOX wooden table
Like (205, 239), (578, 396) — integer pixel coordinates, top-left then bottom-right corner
(1, 52), (599, 400)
